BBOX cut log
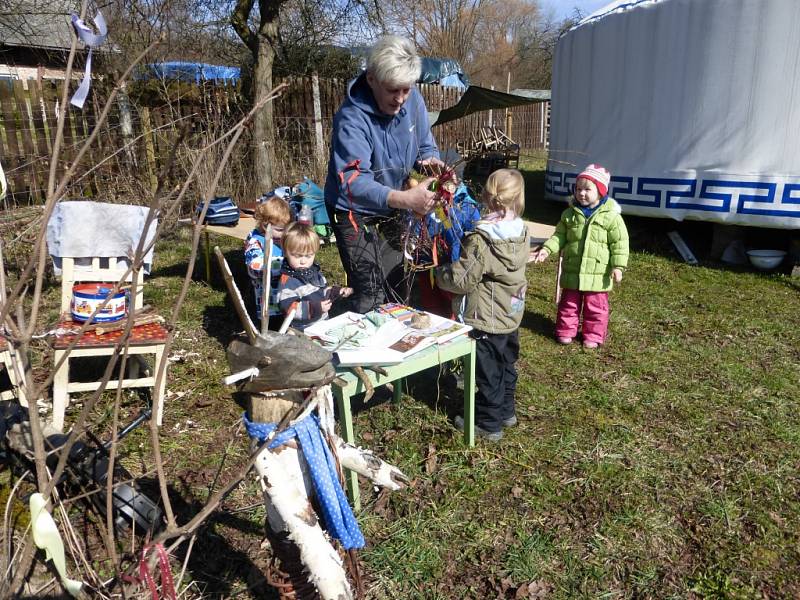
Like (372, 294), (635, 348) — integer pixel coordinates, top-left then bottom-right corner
(334, 440), (408, 491)
(255, 444), (353, 600)
(246, 389), (305, 424)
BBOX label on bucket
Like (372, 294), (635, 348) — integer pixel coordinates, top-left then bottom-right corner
(71, 283), (127, 323)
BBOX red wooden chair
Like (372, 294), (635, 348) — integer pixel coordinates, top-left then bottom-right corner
(51, 256), (168, 431)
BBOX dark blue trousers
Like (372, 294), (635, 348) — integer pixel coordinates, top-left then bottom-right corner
(473, 329), (519, 433)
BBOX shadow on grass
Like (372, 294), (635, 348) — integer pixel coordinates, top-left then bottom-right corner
(199, 247), (259, 349)
(157, 476), (278, 600)
(341, 366), (463, 424)
(520, 309), (555, 337)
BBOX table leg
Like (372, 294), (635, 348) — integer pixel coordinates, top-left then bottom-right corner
(333, 386), (360, 511)
(204, 230), (211, 282)
(393, 377), (403, 403)
(52, 350), (69, 433)
(463, 346), (476, 447)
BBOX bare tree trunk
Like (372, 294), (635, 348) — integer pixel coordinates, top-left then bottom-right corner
(253, 19), (278, 192)
(232, 0), (285, 193)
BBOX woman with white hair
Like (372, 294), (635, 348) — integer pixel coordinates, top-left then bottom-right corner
(324, 34), (444, 313)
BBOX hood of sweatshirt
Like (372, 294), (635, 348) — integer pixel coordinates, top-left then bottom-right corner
(323, 73), (439, 215)
(474, 218), (528, 276)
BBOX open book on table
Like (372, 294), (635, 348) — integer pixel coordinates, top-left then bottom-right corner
(376, 303), (472, 346)
(303, 309), (471, 367)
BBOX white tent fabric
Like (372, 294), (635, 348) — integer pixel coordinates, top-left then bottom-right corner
(546, 0), (800, 229)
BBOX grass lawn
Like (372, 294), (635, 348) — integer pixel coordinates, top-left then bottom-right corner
(31, 151), (800, 598)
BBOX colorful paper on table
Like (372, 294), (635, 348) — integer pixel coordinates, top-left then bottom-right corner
(376, 303), (417, 323)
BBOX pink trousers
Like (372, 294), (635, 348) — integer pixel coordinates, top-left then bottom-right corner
(555, 289), (610, 344)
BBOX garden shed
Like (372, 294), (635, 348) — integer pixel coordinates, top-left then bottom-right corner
(545, 0), (800, 230)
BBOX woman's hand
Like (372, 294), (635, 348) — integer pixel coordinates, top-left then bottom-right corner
(321, 298), (333, 312)
(340, 287), (354, 298)
(388, 178), (437, 215)
(418, 156), (445, 176)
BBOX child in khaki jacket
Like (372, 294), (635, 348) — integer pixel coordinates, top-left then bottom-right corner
(435, 169), (529, 441)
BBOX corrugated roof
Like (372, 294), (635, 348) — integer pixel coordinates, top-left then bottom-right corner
(0, 0), (75, 50)
(510, 89), (551, 100)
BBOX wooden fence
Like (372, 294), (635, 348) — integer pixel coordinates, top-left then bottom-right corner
(0, 75), (549, 205)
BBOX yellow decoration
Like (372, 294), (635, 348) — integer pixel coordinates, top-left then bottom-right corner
(434, 204), (452, 229)
(29, 493), (83, 596)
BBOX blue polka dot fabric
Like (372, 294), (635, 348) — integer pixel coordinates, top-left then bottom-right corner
(244, 412), (366, 550)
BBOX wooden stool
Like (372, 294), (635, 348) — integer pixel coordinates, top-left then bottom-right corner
(51, 319), (168, 431)
(0, 335), (26, 405)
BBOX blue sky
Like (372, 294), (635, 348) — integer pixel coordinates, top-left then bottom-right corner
(542, 0), (610, 21)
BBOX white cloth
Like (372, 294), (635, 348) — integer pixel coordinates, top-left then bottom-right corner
(46, 201), (158, 274)
(547, 0), (800, 229)
(0, 157), (6, 200)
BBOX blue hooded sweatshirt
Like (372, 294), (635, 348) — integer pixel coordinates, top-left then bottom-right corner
(324, 73), (440, 216)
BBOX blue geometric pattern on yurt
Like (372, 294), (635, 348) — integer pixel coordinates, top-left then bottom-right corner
(545, 170), (800, 220)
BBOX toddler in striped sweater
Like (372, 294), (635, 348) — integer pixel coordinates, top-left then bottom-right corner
(276, 223), (352, 330)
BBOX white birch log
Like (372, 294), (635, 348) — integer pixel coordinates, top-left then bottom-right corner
(247, 386), (406, 598)
(313, 386), (409, 489)
(254, 443), (353, 600)
(334, 440), (408, 491)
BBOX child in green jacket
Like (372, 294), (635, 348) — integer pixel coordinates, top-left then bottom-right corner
(436, 169), (529, 441)
(531, 164), (629, 348)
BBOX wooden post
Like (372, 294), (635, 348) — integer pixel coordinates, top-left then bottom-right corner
(117, 84), (136, 164)
(140, 106), (159, 194)
(505, 72), (512, 138)
(539, 102), (545, 148)
(488, 85), (494, 127)
(312, 73), (325, 169)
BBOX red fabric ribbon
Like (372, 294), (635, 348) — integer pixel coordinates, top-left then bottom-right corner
(338, 159), (362, 232)
(124, 543), (177, 600)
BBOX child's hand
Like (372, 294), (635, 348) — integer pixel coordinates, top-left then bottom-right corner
(340, 287), (353, 298)
(321, 299), (333, 312)
(530, 248), (550, 263)
(612, 268), (623, 283)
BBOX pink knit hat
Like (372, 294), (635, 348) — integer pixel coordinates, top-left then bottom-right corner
(577, 164), (611, 197)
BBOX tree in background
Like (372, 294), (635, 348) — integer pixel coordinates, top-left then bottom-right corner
(230, 0), (289, 192)
(232, 0), (378, 191)
(381, 0), (483, 67)
(468, 0), (538, 90)
(272, 0), (365, 80)
(513, 7), (583, 89)
(102, 0), (374, 192)
(104, 0), (247, 70)
(377, 0), (582, 91)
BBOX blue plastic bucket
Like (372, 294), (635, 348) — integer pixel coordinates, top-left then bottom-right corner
(71, 283), (127, 323)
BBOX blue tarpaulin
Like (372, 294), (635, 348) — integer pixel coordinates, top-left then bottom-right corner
(140, 62), (240, 85)
(419, 57), (469, 89)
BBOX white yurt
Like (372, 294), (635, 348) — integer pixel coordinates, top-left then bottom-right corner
(546, 0), (800, 229)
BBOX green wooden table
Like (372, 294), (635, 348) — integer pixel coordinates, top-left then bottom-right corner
(331, 334), (476, 510)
